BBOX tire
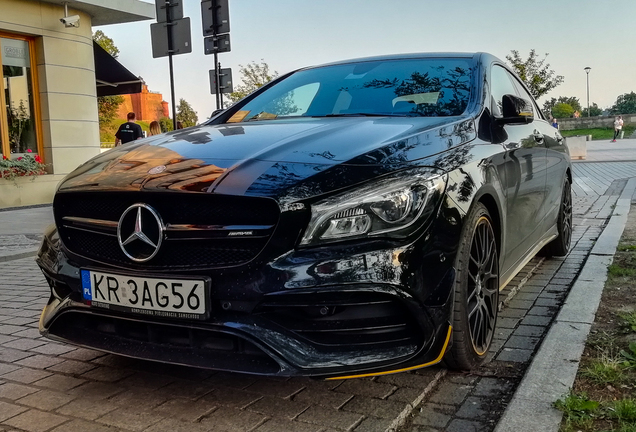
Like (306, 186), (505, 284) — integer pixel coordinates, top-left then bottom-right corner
(542, 178), (572, 257)
(444, 202), (499, 370)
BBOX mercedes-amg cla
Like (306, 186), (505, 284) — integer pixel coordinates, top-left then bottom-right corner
(37, 52), (571, 378)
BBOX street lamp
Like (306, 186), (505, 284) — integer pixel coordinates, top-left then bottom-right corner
(584, 67), (591, 117)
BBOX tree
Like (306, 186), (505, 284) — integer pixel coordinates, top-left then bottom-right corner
(159, 117), (174, 133)
(97, 96), (123, 124)
(551, 103), (575, 119)
(610, 92), (636, 115)
(93, 30), (120, 58)
(581, 103), (603, 117)
(227, 60), (278, 103)
(176, 98), (198, 127)
(542, 96), (582, 117)
(93, 31), (123, 125)
(505, 49), (564, 99)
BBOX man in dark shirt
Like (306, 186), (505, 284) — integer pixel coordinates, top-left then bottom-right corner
(115, 112), (143, 145)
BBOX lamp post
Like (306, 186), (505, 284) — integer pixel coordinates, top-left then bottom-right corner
(584, 67), (591, 117)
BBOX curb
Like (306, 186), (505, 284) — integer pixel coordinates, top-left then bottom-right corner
(0, 248), (38, 263)
(572, 159), (636, 163)
(0, 203), (51, 213)
(494, 177), (636, 432)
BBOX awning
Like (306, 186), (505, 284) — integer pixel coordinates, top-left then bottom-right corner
(94, 41), (143, 97)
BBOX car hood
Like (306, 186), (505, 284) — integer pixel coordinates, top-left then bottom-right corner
(58, 116), (476, 200)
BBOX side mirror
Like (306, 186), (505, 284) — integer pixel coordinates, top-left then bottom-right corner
(498, 94), (534, 125)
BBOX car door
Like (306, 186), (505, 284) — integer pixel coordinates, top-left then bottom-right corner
(490, 65), (548, 274)
(509, 75), (568, 235)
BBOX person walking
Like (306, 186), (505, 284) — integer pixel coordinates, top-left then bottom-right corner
(115, 112), (143, 146)
(148, 121), (161, 136)
(551, 117), (559, 130)
(612, 115), (623, 142)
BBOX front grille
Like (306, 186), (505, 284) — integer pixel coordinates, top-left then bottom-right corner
(57, 193), (278, 226)
(66, 230), (264, 269)
(48, 312), (281, 374)
(54, 192), (280, 269)
(255, 292), (421, 350)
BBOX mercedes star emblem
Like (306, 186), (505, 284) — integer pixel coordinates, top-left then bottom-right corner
(148, 165), (166, 174)
(117, 204), (164, 262)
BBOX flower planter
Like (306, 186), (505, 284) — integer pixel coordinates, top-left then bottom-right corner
(0, 174), (65, 208)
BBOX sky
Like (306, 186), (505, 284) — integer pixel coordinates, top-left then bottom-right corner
(96, 0), (636, 121)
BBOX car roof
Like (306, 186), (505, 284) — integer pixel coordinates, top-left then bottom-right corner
(299, 52), (491, 71)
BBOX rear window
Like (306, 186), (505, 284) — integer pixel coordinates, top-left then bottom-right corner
(226, 58), (473, 122)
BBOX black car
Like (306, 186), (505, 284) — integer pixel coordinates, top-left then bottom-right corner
(37, 52), (571, 379)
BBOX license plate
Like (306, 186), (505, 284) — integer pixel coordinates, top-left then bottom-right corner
(81, 270), (207, 320)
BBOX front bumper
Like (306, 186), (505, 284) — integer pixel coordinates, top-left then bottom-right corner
(37, 221), (457, 378)
(40, 294), (452, 378)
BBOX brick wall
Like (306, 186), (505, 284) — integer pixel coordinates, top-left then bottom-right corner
(117, 84), (168, 122)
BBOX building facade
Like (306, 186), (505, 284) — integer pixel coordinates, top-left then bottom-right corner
(118, 84), (170, 123)
(0, 0), (153, 207)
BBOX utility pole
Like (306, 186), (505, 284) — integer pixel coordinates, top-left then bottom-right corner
(584, 67), (591, 117)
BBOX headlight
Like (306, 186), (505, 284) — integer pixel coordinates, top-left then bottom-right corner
(300, 169), (446, 246)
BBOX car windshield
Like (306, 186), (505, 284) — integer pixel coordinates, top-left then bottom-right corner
(226, 58), (474, 123)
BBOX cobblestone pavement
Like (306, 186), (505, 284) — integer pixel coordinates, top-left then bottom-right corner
(0, 161), (632, 432)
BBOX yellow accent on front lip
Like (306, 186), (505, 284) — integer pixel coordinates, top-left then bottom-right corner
(326, 325), (452, 380)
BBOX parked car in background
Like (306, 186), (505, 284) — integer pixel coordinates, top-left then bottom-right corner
(37, 52), (571, 378)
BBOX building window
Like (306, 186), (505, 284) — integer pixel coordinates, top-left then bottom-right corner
(0, 34), (42, 161)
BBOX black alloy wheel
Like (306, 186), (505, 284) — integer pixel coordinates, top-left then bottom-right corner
(543, 178), (572, 257)
(445, 202), (499, 370)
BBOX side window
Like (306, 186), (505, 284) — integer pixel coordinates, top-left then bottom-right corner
(262, 82), (320, 117)
(490, 66), (518, 117)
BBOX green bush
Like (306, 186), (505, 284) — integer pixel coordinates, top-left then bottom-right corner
(552, 103), (575, 119)
(159, 117), (174, 133)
